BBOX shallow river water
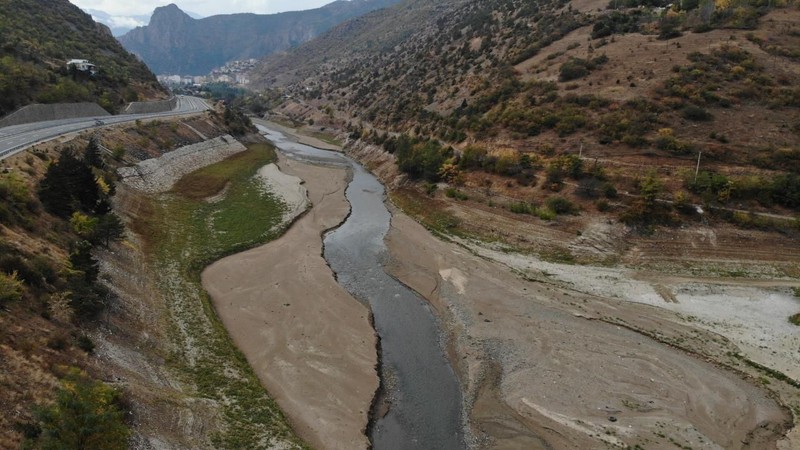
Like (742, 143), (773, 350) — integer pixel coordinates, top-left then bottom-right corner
(261, 126), (464, 449)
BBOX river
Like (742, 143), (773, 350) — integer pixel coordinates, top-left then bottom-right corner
(260, 126), (465, 449)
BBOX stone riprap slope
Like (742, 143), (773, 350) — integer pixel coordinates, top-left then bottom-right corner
(118, 135), (245, 193)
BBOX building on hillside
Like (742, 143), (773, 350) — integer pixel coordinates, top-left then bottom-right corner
(66, 59), (97, 75)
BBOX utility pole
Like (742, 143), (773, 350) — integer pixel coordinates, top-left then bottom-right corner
(694, 151), (702, 183)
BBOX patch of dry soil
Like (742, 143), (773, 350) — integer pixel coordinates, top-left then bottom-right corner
(202, 155), (379, 450)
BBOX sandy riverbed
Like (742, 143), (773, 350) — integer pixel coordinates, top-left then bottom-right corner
(201, 129), (795, 449)
(202, 154), (378, 450)
(384, 212), (794, 449)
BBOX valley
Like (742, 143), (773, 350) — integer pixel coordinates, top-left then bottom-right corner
(1, 0), (799, 448)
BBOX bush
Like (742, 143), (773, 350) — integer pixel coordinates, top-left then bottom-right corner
(32, 368), (129, 449)
(76, 335), (95, 353)
(682, 104), (713, 121)
(559, 58), (589, 81)
(445, 188), (468, 200)
(0, 271), (24, 305)
(546, 196), (578, 215)
(510, 202), (534, 214)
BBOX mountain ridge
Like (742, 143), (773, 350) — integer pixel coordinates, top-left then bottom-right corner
(118, 0), (402, 75)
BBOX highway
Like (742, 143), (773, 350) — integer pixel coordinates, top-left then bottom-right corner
(0, 95), (210, 161)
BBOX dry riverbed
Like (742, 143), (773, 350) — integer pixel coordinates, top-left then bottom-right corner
(384, 211), (796, 449)
(202, 154), (379, 450)
(190, 126), (796, 449)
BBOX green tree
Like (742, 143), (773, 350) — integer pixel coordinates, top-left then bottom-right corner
(639, 171), (663, 207)
(0, 271), (23, 305)
(94, 213), (125, 248)
(33, 368), (129, 450)
(38, 149), (100, 218)
(84, 137), (104, 169)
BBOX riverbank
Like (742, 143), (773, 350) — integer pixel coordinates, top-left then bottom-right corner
(202, 152), (379, 450)
(253, 118), (342, 152)
(384, 210), (794, 449)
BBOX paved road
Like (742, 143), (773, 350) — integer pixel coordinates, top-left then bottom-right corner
(0, 95), (210, 161)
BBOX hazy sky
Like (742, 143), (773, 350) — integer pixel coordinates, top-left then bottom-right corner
(70, 0), (335, 17)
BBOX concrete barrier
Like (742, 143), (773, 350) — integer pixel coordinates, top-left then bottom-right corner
(118, 135), (247, 193)
(123, 97), (177, 115)
(0, 103), (110, 128)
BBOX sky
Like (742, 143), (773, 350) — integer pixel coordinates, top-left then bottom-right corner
(69, 0), (336, 18)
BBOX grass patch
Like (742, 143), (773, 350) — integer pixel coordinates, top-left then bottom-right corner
(134, 143), (306, 449)
(171, 149), (271, 200)
(308, 130), (343, 147)
(390, 188), (462, 234)
(790, 313), (800, 326)
(540, 246), (577, 264)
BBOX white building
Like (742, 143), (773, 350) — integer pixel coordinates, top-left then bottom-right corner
(66, 59), (97, 74)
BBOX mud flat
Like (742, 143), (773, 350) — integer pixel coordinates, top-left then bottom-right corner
(202, 154), (379, 450)
(384, 212), (794, 449)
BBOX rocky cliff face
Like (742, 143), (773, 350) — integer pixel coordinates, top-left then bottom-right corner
(118, 0), (401, 75)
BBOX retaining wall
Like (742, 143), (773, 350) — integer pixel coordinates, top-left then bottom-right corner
(118, 135), (247, 193)
(123, 97), (177, 115)
(0, 103), (110, 128)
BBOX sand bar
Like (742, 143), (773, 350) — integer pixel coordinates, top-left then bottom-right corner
(202, 154), (378, 450)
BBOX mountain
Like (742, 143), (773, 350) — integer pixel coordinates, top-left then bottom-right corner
(84, 8), (204, 37)
(253, 0), (800, 223)
(118, 0), (402, 76)
(0, 0), (165, 117)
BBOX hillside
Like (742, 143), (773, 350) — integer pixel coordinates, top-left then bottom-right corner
(118, 0), (401, 76)
(248, 1), (800, 446)
(0, 0), (165, 117)
(0, 106), (313, 448)
(253, 0), (800, 234)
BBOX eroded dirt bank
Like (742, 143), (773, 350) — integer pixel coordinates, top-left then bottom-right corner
(202, 154), (379, 450)
(384, 211), (794, 449)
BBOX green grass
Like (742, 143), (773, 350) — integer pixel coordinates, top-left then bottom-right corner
(308, 130), (344, 147)
(135, 143), (307, 449)
(390, 188), (462, 235)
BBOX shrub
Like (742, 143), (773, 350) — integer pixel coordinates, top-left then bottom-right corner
(537, 208), (557, 221)
(682, 104), (713, 121)
(546, 196), (578, 215)
(558, 55), (609, 82)
(790, 313), (800, 326)
(559, 58), (589, 81)
(577, 177), (604, 199)
(0, 271), (23, 305)
(445, 188), (468, 200)
(76, 335), (95, 353)
(32, 368), (129, 449)
(510, 202), (534, 214)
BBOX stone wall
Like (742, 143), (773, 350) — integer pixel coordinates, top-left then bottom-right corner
(0, 103), (110, 128)
(123, 97), (177, 115)
(118, 135), (247, 193)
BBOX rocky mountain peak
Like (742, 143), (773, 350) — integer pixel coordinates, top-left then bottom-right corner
(149, 3), (193, 28)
